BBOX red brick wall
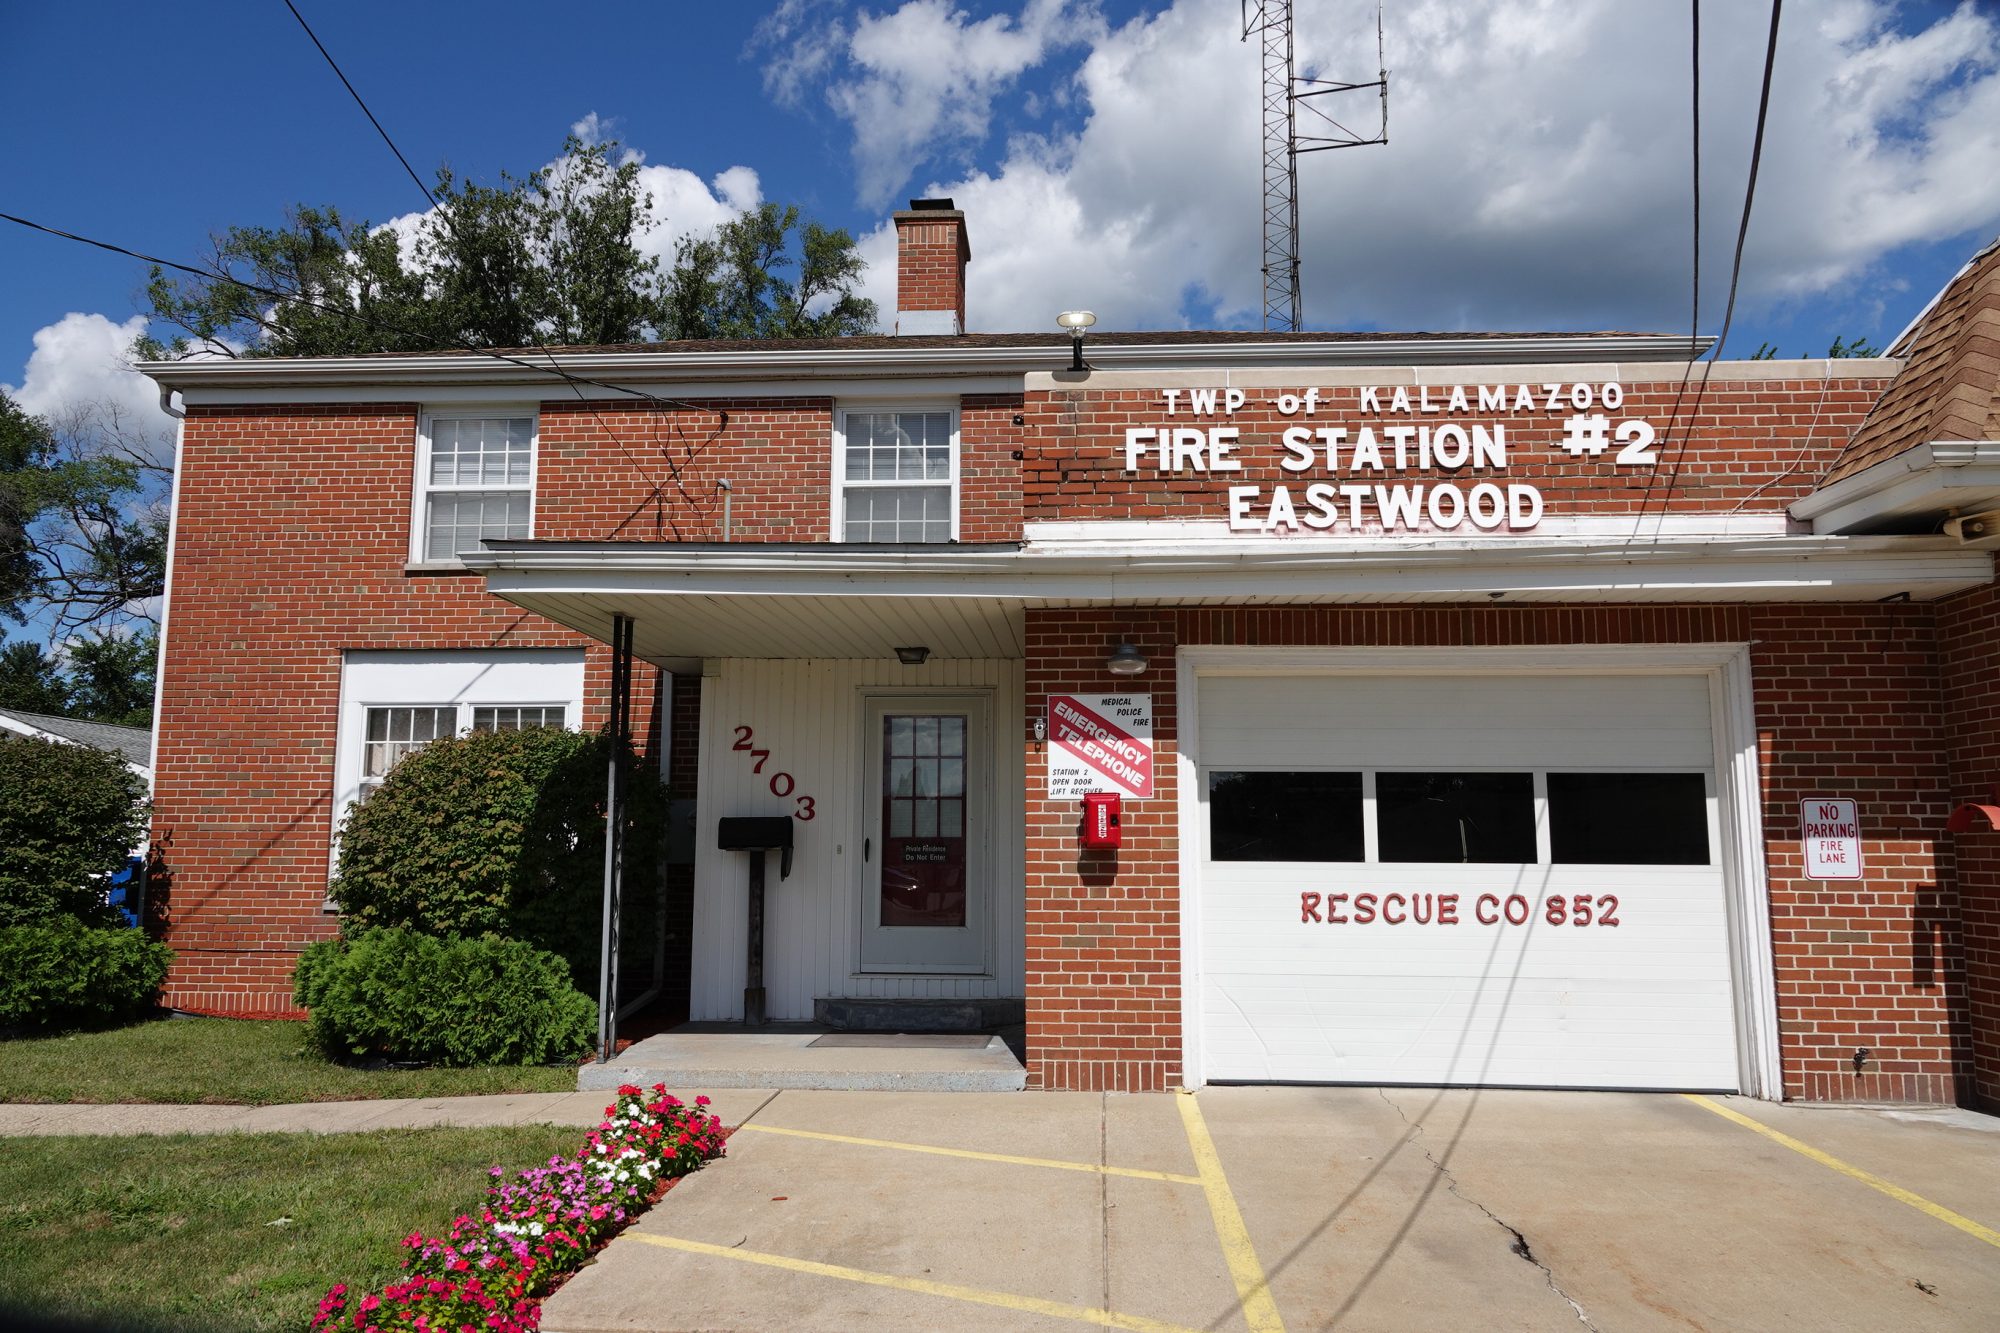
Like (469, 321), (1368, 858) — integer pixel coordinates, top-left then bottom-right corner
(1937, 580), (2000, 1112)
(894, 215), (967, 328)
(1023, 377), (1891, 522)
(153, 405), (660, 1014)
(1022, 603), (1969, 1102)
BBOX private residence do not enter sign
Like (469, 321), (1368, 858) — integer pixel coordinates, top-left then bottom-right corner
(1047, 694), (1153, 799)
(1802, 798), (1864, 880)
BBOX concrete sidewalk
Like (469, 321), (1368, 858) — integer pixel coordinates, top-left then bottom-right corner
(0, 1089), (776, 1137)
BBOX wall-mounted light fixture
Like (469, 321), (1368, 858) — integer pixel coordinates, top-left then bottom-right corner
(1106, 641), (1148, 676)
(1032, 715), (1047, 743)
(894, 646), (931, 666)
(1057, 309), (1096, 372)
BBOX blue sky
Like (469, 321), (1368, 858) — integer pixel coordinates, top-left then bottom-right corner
(4, 1), (1999, 430)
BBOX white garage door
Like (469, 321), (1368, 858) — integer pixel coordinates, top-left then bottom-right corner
(1194, 672), (1741, 1090)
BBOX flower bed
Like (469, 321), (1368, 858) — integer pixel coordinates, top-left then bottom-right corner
(311, 1084), (726, 1332)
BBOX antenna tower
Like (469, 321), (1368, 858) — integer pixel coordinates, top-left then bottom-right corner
(1240, 2), (1388, 331)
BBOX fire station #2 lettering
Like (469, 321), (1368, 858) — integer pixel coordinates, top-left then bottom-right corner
(1298, 891), (1621, 927)
(730, 726), (816, 820)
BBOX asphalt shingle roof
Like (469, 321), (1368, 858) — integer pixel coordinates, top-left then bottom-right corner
(0, 707), (151, 768)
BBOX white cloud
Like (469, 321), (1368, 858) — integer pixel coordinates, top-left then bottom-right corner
(761, 0), (1101, 208)
(839, 0), (2000, 334)
(3, 312), (166, 428)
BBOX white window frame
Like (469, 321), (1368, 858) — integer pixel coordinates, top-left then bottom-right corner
(830, 403), (960, 543)
(410, 408), (540, 567)
(330, 650), (587, 893)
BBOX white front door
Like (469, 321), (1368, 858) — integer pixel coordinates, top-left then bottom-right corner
(859, 696), (988, 973)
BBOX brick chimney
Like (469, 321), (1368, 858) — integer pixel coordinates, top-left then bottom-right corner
(893, 198), (970, 335)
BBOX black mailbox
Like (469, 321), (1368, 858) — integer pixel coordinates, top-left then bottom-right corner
(716, 816), (795, 1026)
(717, 816), (793, 879)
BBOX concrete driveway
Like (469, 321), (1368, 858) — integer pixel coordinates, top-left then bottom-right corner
(542, 1087), (2000, 1332)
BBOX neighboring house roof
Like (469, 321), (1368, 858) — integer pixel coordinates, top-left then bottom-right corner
(1821, 237), (2000, 486)
(0, 707), (152, 771)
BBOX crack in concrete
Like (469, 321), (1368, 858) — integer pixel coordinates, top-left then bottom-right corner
(1377, 1090), (1597, 1330)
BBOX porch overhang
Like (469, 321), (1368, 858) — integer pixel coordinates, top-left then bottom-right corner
(460, 535), (1994, 662)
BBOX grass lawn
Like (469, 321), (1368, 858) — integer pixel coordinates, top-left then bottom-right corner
(0, 1124), (581, 1333)
(0, 1017), (577, 1105)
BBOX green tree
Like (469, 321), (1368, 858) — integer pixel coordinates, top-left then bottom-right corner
(0, 391), (165, 635)
(65, 629), (156, 728)
(0, 732), (148, 926)
(0, 639), (70, 715)
(138, 135), (876, 360)
(1749, 334), (1883, 360)
(662, 203), (877, 340)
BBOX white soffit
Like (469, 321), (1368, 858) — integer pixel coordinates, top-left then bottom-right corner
(1792, 441), (2000, 534)
(465, 535), (1993, 660)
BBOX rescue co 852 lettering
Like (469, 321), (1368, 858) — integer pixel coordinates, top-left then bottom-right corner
(1299, 891), (1621, 927)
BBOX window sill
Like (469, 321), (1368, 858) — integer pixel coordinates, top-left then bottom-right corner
(404, 560), (472, 576)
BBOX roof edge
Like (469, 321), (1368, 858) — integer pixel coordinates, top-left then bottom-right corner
(137, 334), (1719, 393)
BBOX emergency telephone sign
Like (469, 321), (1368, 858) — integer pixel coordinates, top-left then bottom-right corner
(1047, 694), (1153, 799)
(1801, 798), (1863, 880)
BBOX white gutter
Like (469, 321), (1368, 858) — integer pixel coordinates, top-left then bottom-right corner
(134, 335), (1714, 393)
(1791, 441), (2000, 534)
(461, 534), (1990, 602)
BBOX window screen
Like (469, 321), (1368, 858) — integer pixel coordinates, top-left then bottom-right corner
(472, 705), (568, 733)
(841, 411), (954, 542)
(360, 705), (456, 798)
(1208, 771), (1364, 862)
(1377, 772), (1537, 864)
(422, 416), (533, 560)
(1549, 772), (1710, 865)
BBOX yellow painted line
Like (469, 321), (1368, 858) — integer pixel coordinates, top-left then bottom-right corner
(628, 1232), (1204, 1333)
(1682, 1094), (2000, 1249)
(1176, 1091), (1286, 1333)
(735, 1122), (1202, 1185)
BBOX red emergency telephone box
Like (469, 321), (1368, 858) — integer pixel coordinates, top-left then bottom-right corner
(1081, 792), (1122, 848)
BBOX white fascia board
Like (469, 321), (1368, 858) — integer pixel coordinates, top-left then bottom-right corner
(463, 535), (1991, 603)
(133, 335), (1714, 400)
(1791, 441), (2000, 532)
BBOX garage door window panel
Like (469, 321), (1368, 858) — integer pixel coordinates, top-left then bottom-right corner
(1208, 771), (1364, 862)
(1549, 772), (1711, 865)
(1377, 771), (1538, 864)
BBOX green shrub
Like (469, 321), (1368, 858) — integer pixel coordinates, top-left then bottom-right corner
(0, 917), (172, 1028)
(292, 928), (595, 1066)
(0, 733), (148, 926)
(330, 726), (664, 984)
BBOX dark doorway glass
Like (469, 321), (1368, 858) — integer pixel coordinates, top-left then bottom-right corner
(1549, 772), (1710, 865)
(1377, 772), (1536, 863)
(1208, 771), (1364, 862)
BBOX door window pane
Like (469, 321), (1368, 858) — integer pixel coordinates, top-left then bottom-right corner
(1378, 772), (1536, 864)
(1208, 771), (1364, 862)
(879, 713), (969, 927)
(1549, 772), (1710, 865)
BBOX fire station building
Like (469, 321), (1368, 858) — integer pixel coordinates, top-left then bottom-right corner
(139, 205), (2000, 1109)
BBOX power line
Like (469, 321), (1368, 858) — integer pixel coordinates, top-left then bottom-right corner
(275, 0), (716, 532)
(0, 207), (725, 537)
(1631, 0), (1781, 538)
(280, 0), (438, 209)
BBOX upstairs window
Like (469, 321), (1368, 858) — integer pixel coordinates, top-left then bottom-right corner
(416, 413), (535, 562)
(836, 408), (957, 542)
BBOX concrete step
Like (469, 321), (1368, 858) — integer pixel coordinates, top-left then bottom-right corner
(579, 1031), (1026, 1093)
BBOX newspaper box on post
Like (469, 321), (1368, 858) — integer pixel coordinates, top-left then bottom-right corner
(1047, 693), (1153, 799)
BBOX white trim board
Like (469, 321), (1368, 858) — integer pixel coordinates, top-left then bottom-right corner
(1174, 643), (1779, 1099)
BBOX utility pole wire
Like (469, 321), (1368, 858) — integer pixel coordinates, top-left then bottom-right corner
(276, 0), (716, 535)
(281, 0), (438, 209)
(1629, 0), (1781, 541)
